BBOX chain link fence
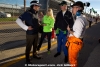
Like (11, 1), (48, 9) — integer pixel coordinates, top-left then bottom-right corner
(0, 3), (26, 51)
(1, 0), (98, 51)
(0, 0), (60, 51)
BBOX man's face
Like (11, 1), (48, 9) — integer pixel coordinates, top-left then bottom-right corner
(33, 5), (40, 11)
(60, 4), (67, 11)
(72, 6), (81, 15)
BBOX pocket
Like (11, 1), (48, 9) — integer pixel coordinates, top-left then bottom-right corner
(71, 43), (82, 51)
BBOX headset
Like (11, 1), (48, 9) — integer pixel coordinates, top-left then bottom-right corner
(76, 10), (83, 16)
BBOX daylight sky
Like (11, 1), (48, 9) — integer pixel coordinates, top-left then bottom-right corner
(0, 0), (100, 15)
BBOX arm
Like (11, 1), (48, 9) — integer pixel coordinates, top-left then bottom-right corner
(49, 18), (55, 28)
(15, 12), (33, 31)
(16, 18), (28, 31)
(68, 12), (74, 30)
(54, 13), (58, 30)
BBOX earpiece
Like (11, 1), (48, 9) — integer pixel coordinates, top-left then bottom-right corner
(76, 10), (82, 16)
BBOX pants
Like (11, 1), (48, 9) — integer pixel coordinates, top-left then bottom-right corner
(57, 30), (68, 56)
(66, 36), (83, 67)
(38, 32), (52, 51)
(25, 34), (38, 61)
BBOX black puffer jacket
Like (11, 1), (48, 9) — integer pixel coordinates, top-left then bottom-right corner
(54, 10), (74, 31)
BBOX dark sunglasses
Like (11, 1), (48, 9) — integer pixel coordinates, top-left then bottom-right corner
(60, 4), (67, 6)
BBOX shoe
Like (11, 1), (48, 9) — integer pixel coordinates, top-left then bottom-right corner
(47, 50), (51, 55)
(26, 59), (32, 64)
(44, 38), (48, 41)
(99, 39), (100, 43)
(64, 56), (68, 63)
(33, 55), (41, 59)
(54, 52), (61, 57)
(51, 38), (55, 41)
(36, 50), (39, 53)
(37, 46), (40, 51)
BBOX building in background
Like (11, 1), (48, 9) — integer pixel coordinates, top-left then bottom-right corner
(0, 3), (24, 17)
(0, 0), (75, 17)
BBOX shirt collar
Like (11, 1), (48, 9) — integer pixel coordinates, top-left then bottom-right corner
(76, 14), (83, 18)
(62, 10), (67, 16)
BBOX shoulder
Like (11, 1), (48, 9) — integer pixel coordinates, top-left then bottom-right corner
(43, 15), (47, 18)
(65, 10), (72, 15)
(76, 16), (85, 25)
(24, 11), (31, 15)
(21, 11), (31, 17)
(57, 11), (62, 15)
(66, 10), (71, 13)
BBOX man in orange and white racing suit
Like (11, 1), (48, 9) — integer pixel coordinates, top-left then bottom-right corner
(66, 1), (88, 67)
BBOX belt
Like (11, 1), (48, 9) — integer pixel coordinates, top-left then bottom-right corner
(79, 38), (83, 41)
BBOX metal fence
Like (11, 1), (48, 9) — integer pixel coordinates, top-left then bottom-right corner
(0, 3), (27, 51)
(0, 0), (60, 51)
(1, 0), (98, 51)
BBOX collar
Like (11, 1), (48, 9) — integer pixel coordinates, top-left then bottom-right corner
(29, 8), (38, 14)
(62, 10), (67, 16)
(62, 10), (67, 13)
(76, 15), (83, 18)
(62, 10), (66, 13)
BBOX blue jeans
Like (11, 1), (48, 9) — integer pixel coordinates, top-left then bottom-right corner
(57, 30), (68, 56)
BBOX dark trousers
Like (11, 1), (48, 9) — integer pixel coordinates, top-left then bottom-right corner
(25, 34), (38, 61)
(38, 32), (52, 51)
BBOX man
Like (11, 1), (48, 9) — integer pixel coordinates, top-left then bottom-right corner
(88, 16), (92, 27)
(16, 0), (41, 64)
(54, 1), (74, 63)
(66, 1), (88, 67)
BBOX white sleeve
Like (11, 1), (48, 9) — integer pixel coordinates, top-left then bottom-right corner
(73, 19), (84, 38)
(16, 18), (28, 31)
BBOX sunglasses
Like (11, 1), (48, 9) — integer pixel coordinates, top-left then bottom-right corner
(72, 6), (80, 8)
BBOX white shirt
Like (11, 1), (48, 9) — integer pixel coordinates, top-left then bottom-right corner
(69, 15), (88, 38)
(62, 10), (66, 16)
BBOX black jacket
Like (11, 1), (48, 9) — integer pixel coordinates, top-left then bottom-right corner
(54, 10), (74, 31)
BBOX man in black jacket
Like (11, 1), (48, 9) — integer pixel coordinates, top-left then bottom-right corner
(54, 1), (74, 63)
(16, 0), (41, 64)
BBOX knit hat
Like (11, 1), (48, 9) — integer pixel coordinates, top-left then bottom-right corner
(30, 0), (41, 6)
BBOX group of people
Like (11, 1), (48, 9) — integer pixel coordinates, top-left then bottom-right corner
(16, 0), (88, 67)
(88, 16), (100, 28)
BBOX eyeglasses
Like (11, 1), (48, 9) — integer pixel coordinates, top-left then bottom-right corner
(72, 6), (80, 8)
(61, 5), (64, 6)
(60, 4), (67, 6)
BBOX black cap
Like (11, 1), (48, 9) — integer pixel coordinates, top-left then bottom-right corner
(71, 1), (84, 10)
(59, 1), (67, 5)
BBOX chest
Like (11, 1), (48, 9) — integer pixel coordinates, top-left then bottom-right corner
(43, 17), (52, 23)
(25, 13), (39, 25)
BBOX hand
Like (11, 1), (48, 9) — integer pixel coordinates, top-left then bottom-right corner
(28, 26), (33, 30)
(67, 35), (69, 38)
(67, 25), (70, 31)
(42, 24), (46, 26)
